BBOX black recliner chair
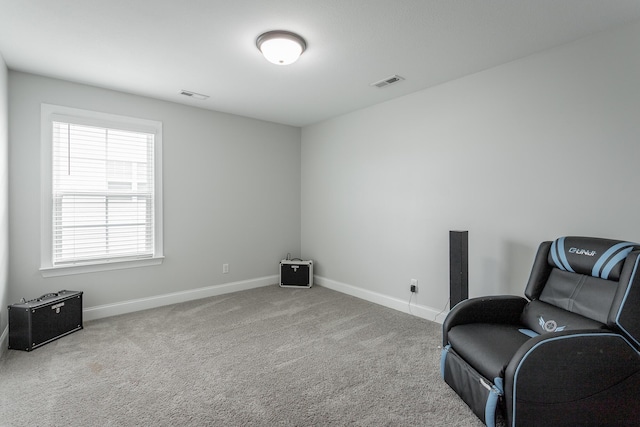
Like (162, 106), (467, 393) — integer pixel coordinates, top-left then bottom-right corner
(441, 236), (640, 427)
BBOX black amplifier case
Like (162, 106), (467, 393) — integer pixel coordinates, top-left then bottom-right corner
(280, 260), (313, 288)
(8, 290), (83, 351)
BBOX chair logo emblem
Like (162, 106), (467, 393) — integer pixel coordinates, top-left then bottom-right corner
(539, 316), (566, 332)
(568, 247), (597, 257)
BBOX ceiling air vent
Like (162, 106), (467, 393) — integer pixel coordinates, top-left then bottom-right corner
(179, 90), (209, 100)
(370, 75), (405, 88)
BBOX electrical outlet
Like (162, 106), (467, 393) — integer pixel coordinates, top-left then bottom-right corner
(410, 279), (418, 293)
(223, 263), (229, 274)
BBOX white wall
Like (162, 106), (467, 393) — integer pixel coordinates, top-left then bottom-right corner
(301, 21), (640, 320)
(9, 72), (301, 315)
(0, 53), (8, 341)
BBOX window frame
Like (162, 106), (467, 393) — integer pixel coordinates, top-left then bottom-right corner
(40, 104), (164, 277)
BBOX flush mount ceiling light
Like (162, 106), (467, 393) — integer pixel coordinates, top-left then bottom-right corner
(256, 30), (306, 65)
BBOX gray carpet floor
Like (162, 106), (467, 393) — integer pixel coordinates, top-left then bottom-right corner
(0, 285), (486, 426)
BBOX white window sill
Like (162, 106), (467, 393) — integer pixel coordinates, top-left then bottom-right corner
(40, 256), (165, 278)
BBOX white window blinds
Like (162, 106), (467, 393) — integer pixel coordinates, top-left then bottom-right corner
(51, 120), (155, 265)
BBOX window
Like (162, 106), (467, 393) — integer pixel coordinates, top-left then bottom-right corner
(41, 104), (163, 276)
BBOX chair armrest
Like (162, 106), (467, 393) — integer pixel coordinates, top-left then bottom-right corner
(504, 330), (640, 426)
(442, 295), (527, 346)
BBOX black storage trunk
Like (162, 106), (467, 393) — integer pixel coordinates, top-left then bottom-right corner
(8, 290), (83, 351)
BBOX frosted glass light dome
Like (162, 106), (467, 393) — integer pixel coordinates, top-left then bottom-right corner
(256, 31), (306, 65)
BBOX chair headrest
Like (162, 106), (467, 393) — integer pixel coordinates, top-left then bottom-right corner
(548, 236), (638, 281)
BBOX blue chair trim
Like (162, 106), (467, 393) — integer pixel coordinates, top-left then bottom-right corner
(440, 344), (451, 379)
(592, 242), (636, 279)
(518, 328), (539, 338)
(615, 256), (640, 348)
(551, 237), (575, 273)
(482, 378), (503, 427)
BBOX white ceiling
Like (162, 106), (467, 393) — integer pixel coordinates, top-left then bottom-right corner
(2, 1), (640, 127)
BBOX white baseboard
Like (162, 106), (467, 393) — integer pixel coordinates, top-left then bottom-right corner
(83, 275), (278, 322)
(1, 275), (444, 361)
(314, 276), (448, 324)
(0, 325), (7, 359)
